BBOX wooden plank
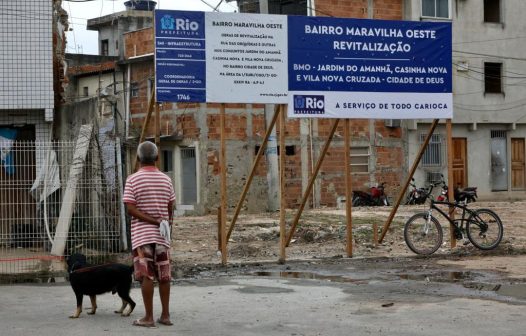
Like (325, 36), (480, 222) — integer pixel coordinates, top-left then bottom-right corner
(378, 119), (440, 244)
(227, 105), (280, 242)
(511, 138), (525, 189)
(285, 119), (340, 246)
(133, 88), (156, 171)
(446, 119), (456, 248)
(219, 104), (227, 265)
(154, 102), (161, 168)
(279, 104), (286, 263)
(344, 119), (353, 257)
(51, 124), (93, 256)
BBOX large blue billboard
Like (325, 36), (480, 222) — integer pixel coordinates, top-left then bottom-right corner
(154, 10), (452, 119)
(287, 17), (452, 119)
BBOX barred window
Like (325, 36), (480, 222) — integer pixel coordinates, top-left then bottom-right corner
(350, 147), (369, 173)
(421, 134), (442, 166)
(130, 82), (139, 98)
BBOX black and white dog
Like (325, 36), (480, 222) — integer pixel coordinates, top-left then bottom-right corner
(66, 253), (136, 318)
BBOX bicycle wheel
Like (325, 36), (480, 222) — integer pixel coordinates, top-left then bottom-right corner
(466, 208), (503, 250)
(404, 213), (443, 255)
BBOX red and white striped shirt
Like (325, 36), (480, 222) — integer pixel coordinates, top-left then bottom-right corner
(123, 166), (176, 250)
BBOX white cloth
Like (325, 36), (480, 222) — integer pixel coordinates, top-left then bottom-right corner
(159, 219), (171, 242)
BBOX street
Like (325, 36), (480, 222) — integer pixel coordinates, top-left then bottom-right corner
(1, 255), (525, 336)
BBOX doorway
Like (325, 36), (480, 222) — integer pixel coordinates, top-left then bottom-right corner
(491, 130), (508, 191)
(511, 138), (525, 190)
(452, 138), (467, 188)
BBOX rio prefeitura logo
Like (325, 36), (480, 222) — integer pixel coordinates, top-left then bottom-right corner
(293, 95), (325, 115)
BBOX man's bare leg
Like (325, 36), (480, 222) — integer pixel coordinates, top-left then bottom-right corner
(158, 281), (172, 325)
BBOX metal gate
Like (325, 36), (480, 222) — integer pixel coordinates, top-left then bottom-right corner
(491, 130), (508, 191)
(0, 139), (125, 276)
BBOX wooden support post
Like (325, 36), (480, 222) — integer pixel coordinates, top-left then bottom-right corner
(134, 88), (156, 171)
(227, 105), (280, 242)
(155, 102), (161, 168)
(285, 119), (340, 246)
(446, 119), (456, 248)
(373, 222), (378, 248)
(344, 119), (353, 257)
(219, 104), (227, 265)
(378, 119), (440, 243)
(217, 206), (222, 251)
(279, 104), (286, 263)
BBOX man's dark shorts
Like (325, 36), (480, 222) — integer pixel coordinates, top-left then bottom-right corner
(132, 244), (171, 283)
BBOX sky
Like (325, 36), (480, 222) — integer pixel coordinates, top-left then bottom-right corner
(64, 0), (239, 54)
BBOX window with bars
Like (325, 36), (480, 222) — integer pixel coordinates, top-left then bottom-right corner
(426, 171), (443, 184)
(130, 82), (139, 98)
(422, 0), (450, 18)
(421, 134), (442, 166)
(350, 147), (369, 173)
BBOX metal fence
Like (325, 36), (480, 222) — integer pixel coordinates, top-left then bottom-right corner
(0, 137), (125, 276)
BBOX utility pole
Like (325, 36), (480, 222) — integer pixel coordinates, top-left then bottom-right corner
(259, 0), (280, 211)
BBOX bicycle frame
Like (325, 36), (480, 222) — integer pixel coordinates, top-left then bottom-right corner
(426, 199), (479, 234)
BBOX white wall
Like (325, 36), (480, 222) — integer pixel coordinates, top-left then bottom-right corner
(0, 0), (54, 119)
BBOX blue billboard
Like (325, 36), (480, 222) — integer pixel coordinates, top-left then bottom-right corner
(287, 17), (452, 118)
(154, 10), (452, 119)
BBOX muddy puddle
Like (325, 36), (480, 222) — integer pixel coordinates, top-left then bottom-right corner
(248, 271), (366, 284)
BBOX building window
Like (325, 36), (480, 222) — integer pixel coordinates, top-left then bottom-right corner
(161, 150), (173, 173)
(484, 0), (500, 23)
(130, 82), (139, 98)
(422, 0), (449, 19)
(101, 39), (109, 56)
(82, 86), (89, 97)
(484, 62), (502, 93)
(350, 147), (370, 173)
(421, 134), (442, 166)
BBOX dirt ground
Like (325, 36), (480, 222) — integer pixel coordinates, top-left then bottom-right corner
(170, 201), (526, 273)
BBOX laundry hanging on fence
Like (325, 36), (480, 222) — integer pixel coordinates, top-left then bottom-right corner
(0, 128), (18, 175)
(30, 149), (61, 202)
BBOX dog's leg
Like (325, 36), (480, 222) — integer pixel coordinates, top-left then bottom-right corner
(70, 293), (83, 318)
(114, 299), (127, 314)
(117, 287), (136, 316)
(88, 295), (97, 315)
(122, 298), (136, 317)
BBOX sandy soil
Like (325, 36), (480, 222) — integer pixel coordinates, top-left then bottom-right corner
(171, 201), (526, 272)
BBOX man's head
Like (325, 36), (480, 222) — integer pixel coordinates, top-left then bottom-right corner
(137, 141), (158, 165)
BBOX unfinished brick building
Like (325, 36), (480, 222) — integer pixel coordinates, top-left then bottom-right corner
(122, 0), (406, 215)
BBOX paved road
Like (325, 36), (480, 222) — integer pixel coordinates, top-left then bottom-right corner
(1, 255), (526, 336)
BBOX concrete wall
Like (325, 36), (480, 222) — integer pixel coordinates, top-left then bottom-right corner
(88, 11), (154, 59)
(405, 0), (526, 197)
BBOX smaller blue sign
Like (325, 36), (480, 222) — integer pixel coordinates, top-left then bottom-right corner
(155, 10), (206, 102)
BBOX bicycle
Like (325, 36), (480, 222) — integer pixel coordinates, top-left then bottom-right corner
(404, 198), (504, 255)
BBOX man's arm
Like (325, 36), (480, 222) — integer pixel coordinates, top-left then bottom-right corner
(126, 203), (161, 226)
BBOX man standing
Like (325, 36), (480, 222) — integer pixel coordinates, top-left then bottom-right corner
(123, 141), (175, 327)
